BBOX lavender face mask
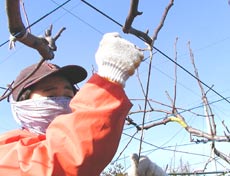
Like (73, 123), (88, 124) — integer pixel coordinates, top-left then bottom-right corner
(10, 96), (72, 135)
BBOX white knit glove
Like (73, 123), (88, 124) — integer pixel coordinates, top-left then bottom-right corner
(128, 153), (168, 176)
(95, 32), (144, 87)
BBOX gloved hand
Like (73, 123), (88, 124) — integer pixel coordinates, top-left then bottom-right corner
(95, 32), (144, 87)
(128, 153), (168, 176)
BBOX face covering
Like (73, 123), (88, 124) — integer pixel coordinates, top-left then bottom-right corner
(10, 96), (72, 135)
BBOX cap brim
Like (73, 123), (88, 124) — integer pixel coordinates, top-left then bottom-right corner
(56, 65), (87, 84)
(24, 65), (87, 89)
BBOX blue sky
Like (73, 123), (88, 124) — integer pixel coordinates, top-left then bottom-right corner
(1, 0), (230, 173)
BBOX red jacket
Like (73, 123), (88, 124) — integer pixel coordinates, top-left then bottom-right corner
(0, 74), (132, 176)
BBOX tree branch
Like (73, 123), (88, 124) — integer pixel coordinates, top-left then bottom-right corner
(6, 0), (65, 60)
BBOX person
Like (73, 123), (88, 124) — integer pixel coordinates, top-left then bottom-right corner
(0, 32), (144, 176)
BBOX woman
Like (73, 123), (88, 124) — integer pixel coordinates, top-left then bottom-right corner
(0, 32), (144, 176)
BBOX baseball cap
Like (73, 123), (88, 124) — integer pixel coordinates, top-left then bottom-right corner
(12, 61), (87, 101)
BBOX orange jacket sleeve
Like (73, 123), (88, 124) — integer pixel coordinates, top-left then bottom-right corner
(0, 74), (132, 176)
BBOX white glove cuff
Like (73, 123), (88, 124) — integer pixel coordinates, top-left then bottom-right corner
(98, 60), (132, 87)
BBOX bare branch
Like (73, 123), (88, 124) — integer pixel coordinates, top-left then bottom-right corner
(0, 58), (46, 101)
(186, 126), (230, 142)
(214, 146), (230, 164)
(188, 41), (215, 136)
(113, 130), (139, 164)
(172, 37), (178, 112)
(123, 26), (152, 46)
(122, 0), (152, 45)
(6, 0), (65, 60)
(123, 0), (174, 47)
(126, 116), (142, 131)
(222, 120), (230, 134)
(44, 24), (66, 51)
(141, 117), (173, 130)
(136, 69), (154, 111)
(151, 0), (174, 46)
(20, 0), (31, 33)
(120, 0), (230, 167)
(0, 82), (13, 101)
(122, 0), (143, 33)
(202, 143), (216, 171)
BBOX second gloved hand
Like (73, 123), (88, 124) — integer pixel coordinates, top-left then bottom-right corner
(95, 32), (144, 87)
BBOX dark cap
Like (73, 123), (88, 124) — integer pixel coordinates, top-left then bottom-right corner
(12, 61), (87, 101)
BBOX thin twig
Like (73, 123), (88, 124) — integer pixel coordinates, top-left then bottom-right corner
(188, 41), (215, 136)
(20, 0), (31, 33)
(112, 130), (139, 164)
(138, 44), (153, 159)
(0, 58), (46, 101)
(172, 37), (178, 113)
(151, 0), (174, 46)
